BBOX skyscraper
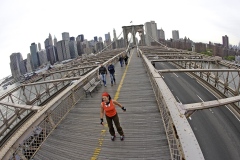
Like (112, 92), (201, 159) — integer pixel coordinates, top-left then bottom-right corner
(46, 46), (58, 65)
(44, 38), (49, 48)
(10, 52), (23, 80)
(62, 32), (70, 41)
(49, 33), (53, 46)
(38, 49), (48, 66)
(157, 28), (165, 40)
(70, 37), (75, 41)
(38, 43), (41, 51)
(113, 28), (117, 41)
(94, 36), (98, 42)
(57, 40), (71, 62)
(79, 34), (84, 42)
(69, 37), (78, 59)
(54, 36), (57, 46)
(19, 59), (27, 75)
(76, 41), (83, 56)
(30, 43), (40, 70)
(222, 35), (229, 48)
(26, 53), (32, 72)
(99, 37), (103, 42)
(144, 21), (158, 46)
(105, 32), (111, 42)
(172, 30), (179, 40)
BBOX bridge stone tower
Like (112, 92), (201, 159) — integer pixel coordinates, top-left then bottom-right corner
(122, 25), (145, 46)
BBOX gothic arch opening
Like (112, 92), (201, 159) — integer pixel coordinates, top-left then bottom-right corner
(122, 25), (145, 47)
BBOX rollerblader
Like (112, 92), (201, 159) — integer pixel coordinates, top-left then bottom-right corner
(100, 92), (126, 141)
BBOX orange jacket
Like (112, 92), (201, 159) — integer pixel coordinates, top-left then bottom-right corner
(101, 100), (117, 117)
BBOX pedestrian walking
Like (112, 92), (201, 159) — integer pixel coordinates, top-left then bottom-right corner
(99, 64), (107, 87)
(100, 92), (126, 141)
(119, 55), (124, 67)
(108, 63), (116, 86)
(124, 54), (129, 65)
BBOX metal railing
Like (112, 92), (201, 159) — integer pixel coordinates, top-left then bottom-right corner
(1, 49), (126, 160)
(139, 47), (204, 160)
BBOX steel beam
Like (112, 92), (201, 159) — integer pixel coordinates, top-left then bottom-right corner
(152, 59), (215, 62)
(181, 95), (240, 112)
(0, 101), (40, 110)
(158, 69), (239, 73)
(22, 77), (81, 86)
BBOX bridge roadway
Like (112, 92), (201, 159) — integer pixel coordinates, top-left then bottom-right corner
(33, 49), (171, 159)
(156, 62), (240, 160)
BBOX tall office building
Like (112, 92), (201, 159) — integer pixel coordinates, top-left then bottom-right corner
(99, 37), (103, 42)
(54, 36), (57, 46)
(144, 21), (158, 46)
(38, 43), (41, 51)
(69, 38), (78, 59)
(46, 46), (58, 65)
(95, 42), (104, 52)
(157, 28), (165, 40)
(105, 32), (111, 42)
(57, 40), (71, 62)
(172, 30), (179, 40)
(44, 38), (49, 48)
(26, 53), (32, 72)
(30, 43), (40, 70)
(49, 33), (53, 46)
(19, 59), (27, 75)
(222, 35), (229, 48)
(70, 37), (75, 41)
(10, 52), (23, 80)
(94, 36), (98, 42)
(76, 41), (83, 56)
(79, 34), (84, 42)
(113, 28), (117, 41)
(62, 32), (70, 41)
(38, 49), (48, 66)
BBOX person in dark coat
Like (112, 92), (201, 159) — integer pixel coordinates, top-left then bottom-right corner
(108, 62), (116, 86)
(99, 64), (107, 87)
(119, 55), (124, 67)
(124, 55), (129, 65)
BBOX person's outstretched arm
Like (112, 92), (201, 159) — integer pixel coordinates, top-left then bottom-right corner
(100, 104), (104, 119)
(112, 100), (126, 111)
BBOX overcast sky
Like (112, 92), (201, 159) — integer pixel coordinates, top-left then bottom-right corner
(0, 0), (239, 79)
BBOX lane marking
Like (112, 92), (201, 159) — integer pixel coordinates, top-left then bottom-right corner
(198, 82), (240, 120)
(225, 105), (240, 122)
(196, 94), (204, 102)
(91, 51), (133, 160)
(197, 94), (214, 113)
(114, 52), (133, 100)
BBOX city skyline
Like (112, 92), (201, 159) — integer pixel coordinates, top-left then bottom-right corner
(0, 0), (240, 79)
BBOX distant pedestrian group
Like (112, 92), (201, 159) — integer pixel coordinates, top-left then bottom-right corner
(99, 62), (116, 87)
(98, 53), (129, 87)
(118, 54), (128, 67)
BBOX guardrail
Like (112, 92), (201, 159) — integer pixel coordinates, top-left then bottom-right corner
(0, 49), (126, 160)
(138, 48), (204, 160)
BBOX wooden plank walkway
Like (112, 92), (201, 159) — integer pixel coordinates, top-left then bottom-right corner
(34, 49), (171, 160)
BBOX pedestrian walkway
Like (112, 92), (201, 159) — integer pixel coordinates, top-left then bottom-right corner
(34, 48), (171, 160)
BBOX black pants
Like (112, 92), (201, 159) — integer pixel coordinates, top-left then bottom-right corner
(105, 113), (124, 136)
